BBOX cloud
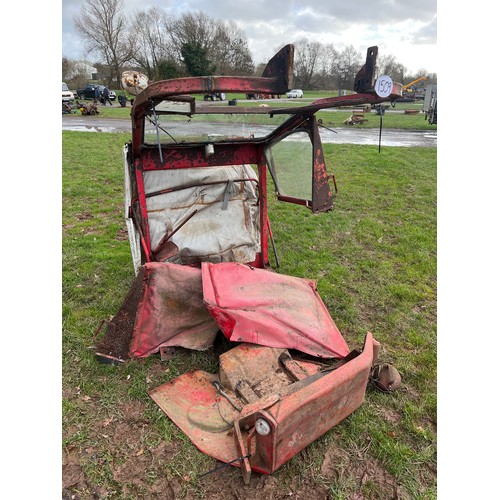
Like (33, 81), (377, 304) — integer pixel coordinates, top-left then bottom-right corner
(410, 15), (437, 44)
(62, 0), (438, 73)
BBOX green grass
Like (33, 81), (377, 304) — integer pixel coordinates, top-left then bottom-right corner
(62, 131), (436, 498)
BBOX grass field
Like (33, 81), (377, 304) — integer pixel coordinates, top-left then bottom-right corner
(62, 130), (437, 498)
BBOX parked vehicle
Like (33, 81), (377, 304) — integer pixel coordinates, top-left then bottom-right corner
(93, 44), (402, 485)
(77, 84), (97, 99)
(396, 76), (428, 102)
(423, 85), (437, 124)
(286, 89), (303, 98)
(62, 82), (74, 103)
(203, 92), (226, 101)
(77, 84), (116, 101)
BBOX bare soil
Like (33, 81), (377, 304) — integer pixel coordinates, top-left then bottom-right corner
(62, 386), (409, 499)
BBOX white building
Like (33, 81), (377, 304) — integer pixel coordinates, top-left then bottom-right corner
(67, 61), (97, 80)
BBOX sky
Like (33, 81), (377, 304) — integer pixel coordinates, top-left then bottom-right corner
(62, 0), (438, 75)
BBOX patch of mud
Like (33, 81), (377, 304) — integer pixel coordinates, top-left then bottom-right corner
(199, 471), (331, 500)
(374, 404), (401, 424)
(116, 227), (129, 240)
(321, 446), (352, 480)
(62, 451), (84, 490)
(401, 385), (420, 400)
(359, 460), (405, 499)
(320, 444), (406, 499)
(76, 212), (94, 221)
(112, 441), (181, 498)
(63, 410), (411, 499)
(63, 397), (185, 499)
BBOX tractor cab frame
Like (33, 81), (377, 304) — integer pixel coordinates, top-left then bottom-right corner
(94, 44), (402, 484)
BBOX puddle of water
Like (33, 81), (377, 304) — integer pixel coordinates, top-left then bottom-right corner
(63, 118), (436, 147)
(318, 129), (436, 147)
(63, 126), (119, 133)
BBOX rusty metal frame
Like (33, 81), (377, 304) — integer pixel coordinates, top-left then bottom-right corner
(149, 333), (380, 484)
(126, 44), (402, 267)
(264, 115), (334, 213)
(233, 333), (380, 483)
(96, 43), (404, 479)
(131, 44), (294, 155)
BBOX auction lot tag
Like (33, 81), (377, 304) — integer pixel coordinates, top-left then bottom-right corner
(374, 75), (393, 97)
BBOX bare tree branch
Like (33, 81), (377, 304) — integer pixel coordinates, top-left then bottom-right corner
(73, 0), (135, 85)
(130, 7), (174, 79)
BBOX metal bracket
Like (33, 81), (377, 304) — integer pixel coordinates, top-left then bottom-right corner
(222, 180), (234, 210)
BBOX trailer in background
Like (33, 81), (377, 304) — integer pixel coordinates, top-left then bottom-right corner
(423, 84), (437, 124)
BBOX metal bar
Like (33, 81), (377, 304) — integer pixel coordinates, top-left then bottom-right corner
(153, 209), (198, 254)
(310, 115), (334, 213)
(266, 217), (280, 268)
(134, 166), (153, 259)
(186, 106), (281, 115)
(276, 194), (309, 207)
(131, 203), (152, 262)
(145, 178), (259, 199)
(269, 92), (402, 116)
(257, 152), (269, 266)
(139, 143), (260, 171)
(213, 381), (242, 412)
(222, 181), (234, 211)
(151, 104), (164, 162)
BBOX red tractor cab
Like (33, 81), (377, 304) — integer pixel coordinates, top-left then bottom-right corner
(95, 44), (402, 483)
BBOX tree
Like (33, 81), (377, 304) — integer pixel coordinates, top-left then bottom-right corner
(407, 68), (437, 86)
(168, 12), (217, 62)
(181, 41), (215, 76)
(425, 72), (437, 86)
(74, 0), (135, 86)
(254, 62), (267, 76)
(378, 54), (407, 83)
(319, 43), (340, 90)
(62, 57), (75, 82)
(211, 21), (254, 75)
(335, 45), (363, 91)
(130, 7), (173, 80)
(293, 39), (325, 89)
(156, 59), (181, 80)
(168, 12), (253, 76)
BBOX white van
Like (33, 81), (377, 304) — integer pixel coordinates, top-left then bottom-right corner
(62, 82), (74, 103)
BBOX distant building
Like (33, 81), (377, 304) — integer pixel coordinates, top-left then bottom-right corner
(67, 61), (97, 80)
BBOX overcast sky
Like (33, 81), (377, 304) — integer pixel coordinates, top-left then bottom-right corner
(62, 0), (437, 75)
